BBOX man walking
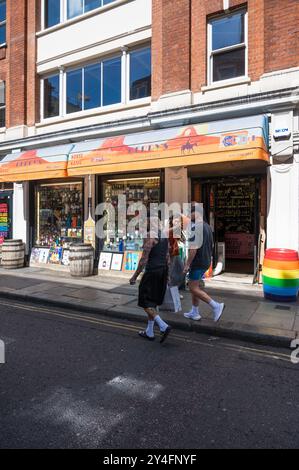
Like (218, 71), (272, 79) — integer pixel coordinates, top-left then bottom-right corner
(183, 205), (225, 322)
(130, 218), (171, 343)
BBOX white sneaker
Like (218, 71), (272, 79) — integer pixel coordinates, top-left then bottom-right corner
(184, 311), (202, 321)
(213, 303), (225, 322)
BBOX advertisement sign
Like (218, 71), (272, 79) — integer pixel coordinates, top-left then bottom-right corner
(225, 233), (255, 259)
(122, 251), (141, 272)
(98, 252), (112, 270)
(111, 253), (124, 271)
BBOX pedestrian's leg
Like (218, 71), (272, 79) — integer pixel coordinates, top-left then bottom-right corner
(144, 307), (171, 344)
(188, 280), (225, 322)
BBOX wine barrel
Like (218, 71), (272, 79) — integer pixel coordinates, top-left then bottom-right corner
(1, 239), (25, 269)
(69, 243), (94, 277)
(262, 248), (299, 302)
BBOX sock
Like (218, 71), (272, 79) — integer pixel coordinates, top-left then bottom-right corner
(191, 305), (199, 314)
(146, 320), (155, 338)
(209, 299), (219, 310)
(154, 315), (168, 332)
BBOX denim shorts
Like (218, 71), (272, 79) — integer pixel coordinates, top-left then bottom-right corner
(188, 268), (206, 281)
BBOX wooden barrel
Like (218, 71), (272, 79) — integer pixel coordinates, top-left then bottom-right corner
(1, 239), (25, 269)
(262, 248), (299, 302)
(69, 243), (94, 277)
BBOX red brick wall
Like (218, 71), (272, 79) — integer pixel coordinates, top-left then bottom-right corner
(152, 0), (192, 100)
(0, 0), (38, 130)
(152, 0), (299, 101)
(264, 0), (299, 73)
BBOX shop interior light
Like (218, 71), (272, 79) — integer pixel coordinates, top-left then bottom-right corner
(106, 177), (160, 183)
(39, 182), (83, 187)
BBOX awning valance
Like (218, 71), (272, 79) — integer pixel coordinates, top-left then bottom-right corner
(68, 115), (269, 176)
(0, 144), (73, 182)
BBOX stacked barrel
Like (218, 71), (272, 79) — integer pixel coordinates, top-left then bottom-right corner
(262, 249), (299, 302)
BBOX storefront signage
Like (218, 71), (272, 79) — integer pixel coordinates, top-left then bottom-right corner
(225, 233), (254, 259)
(67, 115), (269, 177)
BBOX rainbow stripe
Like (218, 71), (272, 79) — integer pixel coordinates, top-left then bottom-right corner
(262, 249), (299, 302)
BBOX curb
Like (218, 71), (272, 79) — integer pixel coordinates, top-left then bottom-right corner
(0, 290), (295, 349)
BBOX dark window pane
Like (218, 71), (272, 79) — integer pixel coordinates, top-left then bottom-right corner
(67, 0), (83, 19)
(0, 81), (4, 106)
(45, 0), (60, 28)
(0, 0), (6, 23)
(0, 23), (5, 44)
(103, 0), (116, 5)
(130, 47), (151, 100)
(85, 0), (101, 12)
(66, 69), (83, 113)
(84, 63), (101, 110)
(44, 75), (60, 118)
(212, 12), (245, 51)
(0, 108), (4, 127)
(213, 47), (245, 82)
(103, 57), (121, 106)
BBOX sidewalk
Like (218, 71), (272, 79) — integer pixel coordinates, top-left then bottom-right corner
(0, 266), (298, 348)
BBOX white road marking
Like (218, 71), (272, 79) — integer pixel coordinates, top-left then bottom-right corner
(107, 375), (164, 400)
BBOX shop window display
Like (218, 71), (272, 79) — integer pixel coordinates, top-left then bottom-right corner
(35, 182), (83, 248)
(102, 175), (161, 253)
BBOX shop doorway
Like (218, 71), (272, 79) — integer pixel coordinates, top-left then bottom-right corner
(194, 177), (260, 275)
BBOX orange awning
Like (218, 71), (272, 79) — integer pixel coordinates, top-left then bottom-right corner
(67, 115), (269, 176)
(0, 144), (73, 182)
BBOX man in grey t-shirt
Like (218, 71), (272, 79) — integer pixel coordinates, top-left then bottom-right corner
(183, 204), (225, 322)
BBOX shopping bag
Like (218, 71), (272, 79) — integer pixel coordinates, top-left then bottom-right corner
(170, 255), (185, 287)
(160, 285), (182, 313)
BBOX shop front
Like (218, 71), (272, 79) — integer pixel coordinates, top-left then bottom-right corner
(0, 114), (269, 277)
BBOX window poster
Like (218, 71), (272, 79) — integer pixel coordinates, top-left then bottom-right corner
(98, 252), (112, 270)
(122, 251), (141, 272)
(48, 246), (63, 264)
(111, 253), (124, 271)
(0, 202), (9, 244)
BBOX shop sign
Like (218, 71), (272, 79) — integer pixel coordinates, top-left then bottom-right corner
(225, 233), (254, 259)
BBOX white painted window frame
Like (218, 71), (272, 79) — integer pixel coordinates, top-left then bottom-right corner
(207, 9), (248, 86)
(40, 45), (151, 121)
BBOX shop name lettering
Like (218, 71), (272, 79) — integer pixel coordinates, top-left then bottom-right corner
(103, 454), (197, 467)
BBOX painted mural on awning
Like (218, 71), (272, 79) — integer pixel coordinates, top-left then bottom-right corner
(68, 115), (269, 176)
(0, 144), (73, 182)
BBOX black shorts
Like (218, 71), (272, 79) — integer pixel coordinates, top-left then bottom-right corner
(138, 267), (168, 309)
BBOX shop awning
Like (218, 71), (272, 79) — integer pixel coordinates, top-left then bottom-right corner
(0, 144), (74, 182)
(68, 115), (269, 176)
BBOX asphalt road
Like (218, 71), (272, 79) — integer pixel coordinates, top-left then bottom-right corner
(0, 298), (298, 449)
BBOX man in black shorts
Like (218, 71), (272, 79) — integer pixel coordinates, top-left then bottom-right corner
(129, 220), (171, 344)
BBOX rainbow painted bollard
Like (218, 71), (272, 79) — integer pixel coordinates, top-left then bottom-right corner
(262, 249), (299, 302)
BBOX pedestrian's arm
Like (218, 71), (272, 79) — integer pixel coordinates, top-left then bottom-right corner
(130, 238), (155, 283)
(183, 248), (197, 274)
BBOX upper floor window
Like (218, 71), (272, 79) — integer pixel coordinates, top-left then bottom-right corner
(41, 46), (151, 120)
(45, 0), (61, 28)
(130, 47), (151, 100)
(208, 10), (247, 84)
(0, 0), (6, 45)
(44, 75), (60, 118)
(0, 81), (5, 127)
(42, 0), (117, 28)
